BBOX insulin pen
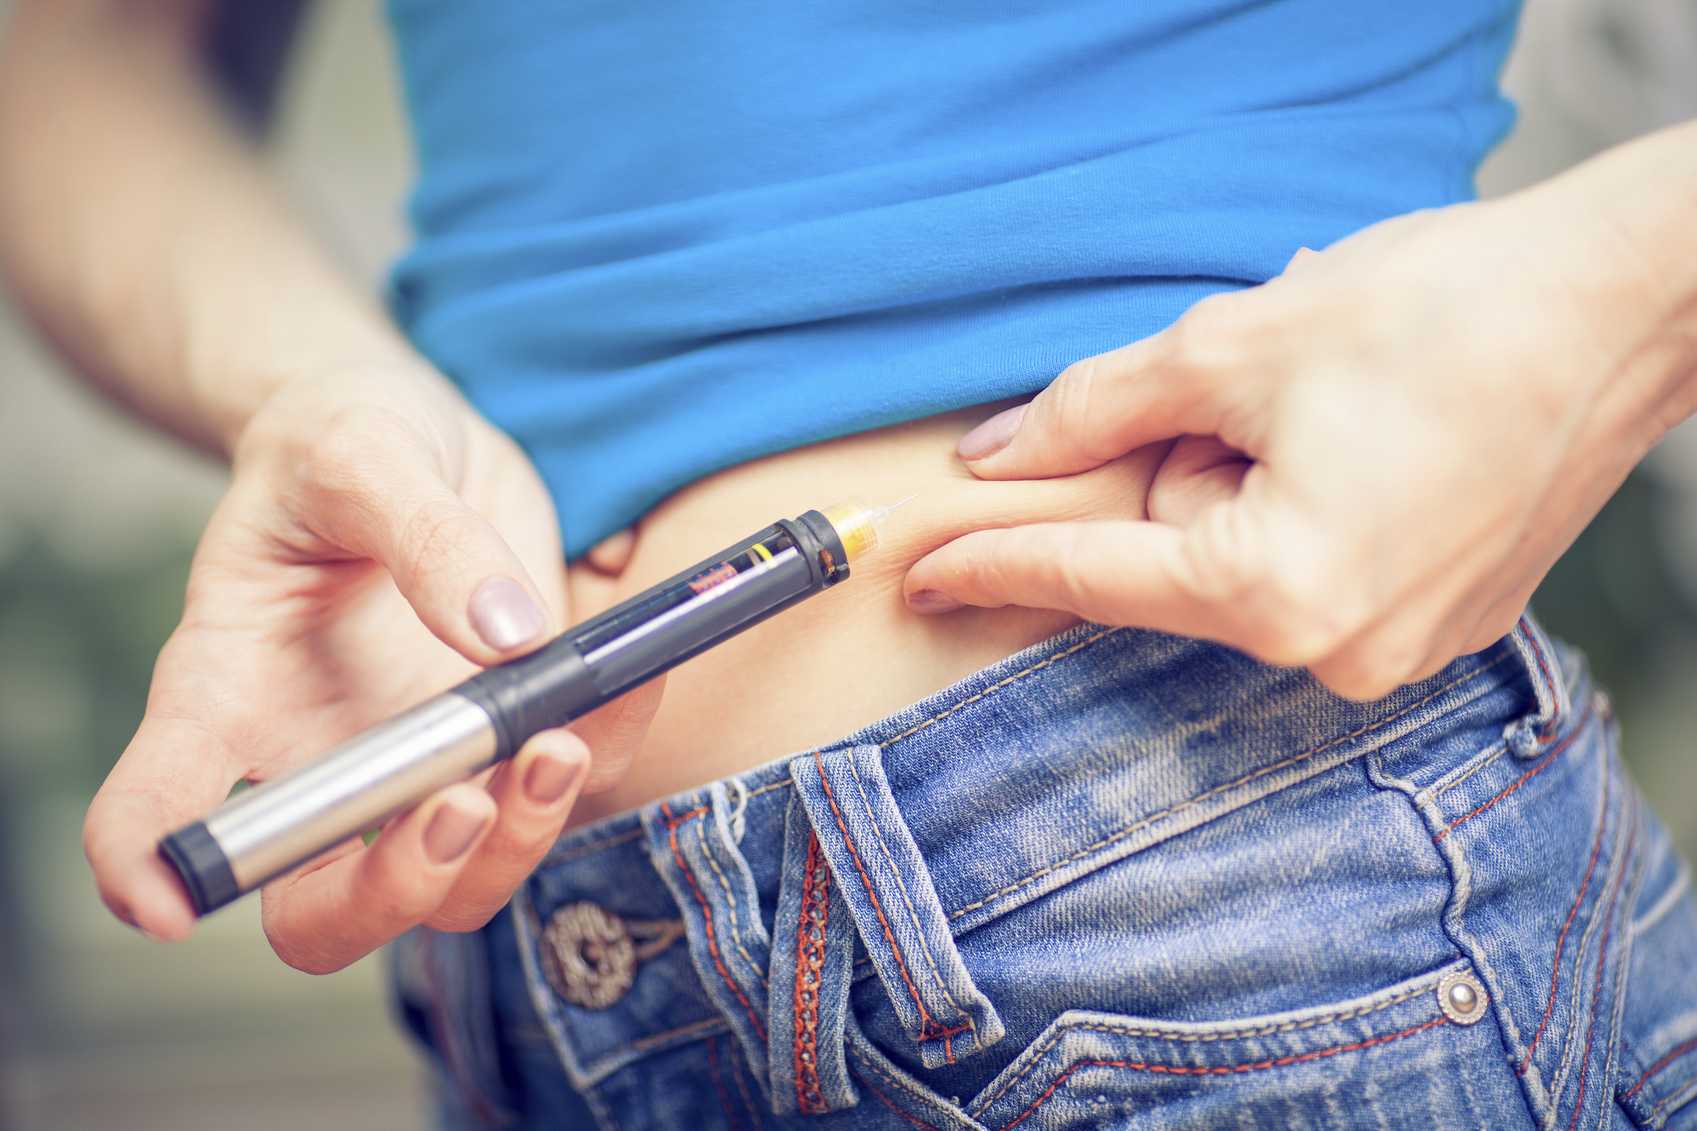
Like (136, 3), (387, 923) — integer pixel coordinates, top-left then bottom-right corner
(159, 500), (897, 916)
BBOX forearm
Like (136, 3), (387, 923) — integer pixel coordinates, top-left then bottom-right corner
(0, 1), (420, 458)
(1518, 118), (1697, 444)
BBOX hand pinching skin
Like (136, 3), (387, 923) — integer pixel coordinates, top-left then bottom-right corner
(908, 142), (1697, 699)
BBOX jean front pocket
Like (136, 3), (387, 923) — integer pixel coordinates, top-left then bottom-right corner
(961, 961), (1530, 1131)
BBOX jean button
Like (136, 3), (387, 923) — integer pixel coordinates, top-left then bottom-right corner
(1437, 969), (1488, 1025)
(541, 901), (638, 1010)
(538, 901), (688, 1010)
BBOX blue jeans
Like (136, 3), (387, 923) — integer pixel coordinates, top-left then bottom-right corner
(392, 617), (1697, 1129)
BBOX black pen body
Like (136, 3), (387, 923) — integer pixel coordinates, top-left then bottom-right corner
(159, 509), (856, 916)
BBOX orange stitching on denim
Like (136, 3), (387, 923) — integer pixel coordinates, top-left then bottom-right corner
(545, 824), (646, 865)
(727, 1036), (763, 1129)
(970, 970), (1452, 1118)
(1431, 741), (1510, 801)
(1625, 1037), (1697, 1101)
(1520, 742), (1612, 1075)
(705, 1035), (743, 1131)
(694, 806), (769, 990)
(628, 1016), (728, 1052)
(999, 1015), (1450, 1131)
(812, 748), (960, 1055)
(1622, 1032), (1697, 1093)
(843, 748), (973, 1039)
(1435, 702), (1593, 843)
(793, 832), (831, 1116)
(1566, 807), (1637, 1131)
(877, 629), (1119, 751)
(1546, 775), (1628, 1104)
(950, 657), (1509, 925)
(661, 802), (767, 1043)
(850, 1065), (940, 1131)
(1654, 1075), (1697, 1124)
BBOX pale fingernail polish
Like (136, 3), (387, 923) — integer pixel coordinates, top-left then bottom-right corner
(957, 404), (1027, 461)
(524, 747), (585, 805)
(424, 799), (489, 864)
(908, 589), (963, 614)
(469, 576), (546, 651)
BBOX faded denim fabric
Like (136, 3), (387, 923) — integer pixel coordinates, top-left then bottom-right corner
(392, 616), (1697, 1129)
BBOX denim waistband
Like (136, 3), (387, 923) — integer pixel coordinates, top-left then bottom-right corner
(483, 614), (1573, 1117)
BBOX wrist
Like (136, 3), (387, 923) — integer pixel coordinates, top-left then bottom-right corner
(1503, 122), (1697, 451)
(198, 318), (431, 457)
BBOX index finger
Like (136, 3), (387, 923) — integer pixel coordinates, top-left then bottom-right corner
(903, 519), (1230, 640)
(906, 483), (1360, 673)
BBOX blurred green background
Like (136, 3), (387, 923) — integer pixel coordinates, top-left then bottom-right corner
(1, 2), (1694, 1128)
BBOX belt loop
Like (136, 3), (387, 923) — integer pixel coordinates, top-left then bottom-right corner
(766, 789), (859, 1116)
(788, 744), (1005, 1070)
(642, 785), (773, 1090)
(1509, 612), (1573, 745)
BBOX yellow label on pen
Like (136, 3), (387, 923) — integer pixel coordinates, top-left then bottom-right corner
(751, 542), (773, 563)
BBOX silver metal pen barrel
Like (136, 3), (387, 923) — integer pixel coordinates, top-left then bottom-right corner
(163, 694), (499, 912)
(159, 502), (890, 916)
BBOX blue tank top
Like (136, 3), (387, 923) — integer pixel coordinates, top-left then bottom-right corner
(385, 1), (1520, 558)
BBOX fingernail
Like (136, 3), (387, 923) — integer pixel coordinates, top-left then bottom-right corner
(908, 589), (963, 614)
(424, 798), (490, 864)
(469, 576), (546, 652)
(957, 404), (1027, 461)
(524, 746), (586, 805)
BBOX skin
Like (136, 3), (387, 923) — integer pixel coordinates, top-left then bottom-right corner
(1, 1), (1691, 970)
(0, 0), (660, 971)
(904, 130), (1697, 700)
(81, 365), (664, 971)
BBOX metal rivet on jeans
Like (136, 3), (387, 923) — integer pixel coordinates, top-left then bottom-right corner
(1437, 969), (1488, 1025)
(540, 901), (685, 1010)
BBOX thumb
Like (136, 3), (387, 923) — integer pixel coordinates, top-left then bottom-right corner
(310, 436), (554, 667)
(85, 711), (240, 941)
(956, 312), (1240, 481)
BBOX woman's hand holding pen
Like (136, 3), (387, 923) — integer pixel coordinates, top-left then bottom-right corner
(905, 126), (1697, 699)
(0, 0), (661, 968)
(83, 365), (661, 971)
